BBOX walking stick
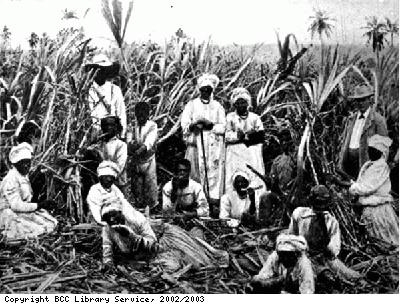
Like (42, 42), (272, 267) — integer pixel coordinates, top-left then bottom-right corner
(200, 129), (210, 201)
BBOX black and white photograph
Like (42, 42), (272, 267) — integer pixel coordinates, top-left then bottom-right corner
(0, 0), (398, 296)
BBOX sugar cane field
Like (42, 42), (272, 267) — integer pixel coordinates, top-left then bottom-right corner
(0, 0), (399, 295)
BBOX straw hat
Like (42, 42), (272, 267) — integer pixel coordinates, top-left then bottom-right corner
(348, 84), (374, 100)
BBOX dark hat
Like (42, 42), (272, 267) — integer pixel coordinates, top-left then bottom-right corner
(310, 185), (330, 200)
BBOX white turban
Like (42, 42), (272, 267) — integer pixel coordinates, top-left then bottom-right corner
(9, 142), (33, 164)
(198, 73), (220, 90)
(230, 88), (251, 106)
(97, 161), (120, 178)
(276, 234), (308, 252)
(86, 54), (113, 67)
(368, 134), (392, 156)
(232, 170), (250, 184)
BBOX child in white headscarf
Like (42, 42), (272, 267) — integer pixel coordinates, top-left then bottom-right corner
(0, 143), (58, 241)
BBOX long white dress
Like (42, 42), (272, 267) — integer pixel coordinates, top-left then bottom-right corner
(349, 157), (399, 246)
(181, 98), (226, 200)
(225, 111), (266, 208)
(0, 168), (58, 241)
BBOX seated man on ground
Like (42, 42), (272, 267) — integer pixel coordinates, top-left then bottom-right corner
(0, 143), (58, 241)
(251, 234), (314, 294)
(88, 161), (228, 272)
(288, 185), (362, 287)
(162, 159), (209, 236)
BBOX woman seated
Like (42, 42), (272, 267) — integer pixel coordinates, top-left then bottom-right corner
(251, 234), (314, 294)
(346, 135), (398, 246)
(220, 172), (263, 228)
(87, 161), (229, 272)
(0, 143), (58, 241)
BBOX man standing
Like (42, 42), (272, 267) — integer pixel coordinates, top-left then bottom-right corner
(181, 73), (226, 204)
(338, 84), (387, 179)
(85, 54), (127, 140)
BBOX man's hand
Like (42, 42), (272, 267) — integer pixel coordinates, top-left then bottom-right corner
(135, 144), (147, 156)
(112, 225), (132, 237)
(128, 141), (141, 155)
(182, 210), (197, 221)
(201, 119), (214, 131)
(101, 261), (114, 273)
(237, 130), (245, 141)
(37, 200), (56, 211)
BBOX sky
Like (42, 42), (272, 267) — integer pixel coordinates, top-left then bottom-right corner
(0, 0), (398, 48)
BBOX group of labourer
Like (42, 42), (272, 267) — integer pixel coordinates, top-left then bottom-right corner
(0, 54), (398, 294)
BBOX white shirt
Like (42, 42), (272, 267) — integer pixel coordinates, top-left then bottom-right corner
(349, 108), (370, 149)
(88, 81), (127, 138)
(219, 192), (251, 220)
(162, 179), (209, 217)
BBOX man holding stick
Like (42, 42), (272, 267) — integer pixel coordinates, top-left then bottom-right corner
(181, 73), (226, 214)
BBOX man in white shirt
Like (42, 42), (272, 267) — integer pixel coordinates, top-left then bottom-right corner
(85, 54), (127, 140)
(338, 84), (388, 179)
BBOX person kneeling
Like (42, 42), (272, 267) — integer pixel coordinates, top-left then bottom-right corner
(251, 234), (314, 294)
(86, 161), (158, 271)
(288, 185), (362, 289)
(219, 172), (258, 228)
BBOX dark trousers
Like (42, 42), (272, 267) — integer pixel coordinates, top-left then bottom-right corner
(343, 148), (360, 179)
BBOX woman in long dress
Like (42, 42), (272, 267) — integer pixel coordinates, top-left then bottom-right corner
(337, 134), (398, 246)
(225, 88), (266, 213)
(181, 73), (226, 202)
(0, 143), (58, 241)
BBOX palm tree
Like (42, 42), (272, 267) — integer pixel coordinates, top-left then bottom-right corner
(363, 16), (388, 61)
(385, 17), (399, 47)
(62, 9), (78, 20)
(308, 10), (335, 64)
(28, 32), (39, 49)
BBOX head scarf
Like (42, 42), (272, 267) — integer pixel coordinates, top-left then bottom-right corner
(97, 161), (120, 178)
(9, 142), (33, 164)
(230, 88), (251, 106)
(232, 170), (250, 184)
(197, 73), (220, 90)
(276, 234), (308, 252)
(86, 54), (113, 67)
(368, 134), (392, 156)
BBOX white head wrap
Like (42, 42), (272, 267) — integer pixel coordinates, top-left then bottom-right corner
(97, 161), (120, 178)
(276, 234), (308, 252)
(198, 73), (220, 90)
(232, 170), (250, 184)
(230, 88), (251, 106)
(86, 54), (113, 67)
(9, 142), (33, 164)
(368, 134), (392, 157)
